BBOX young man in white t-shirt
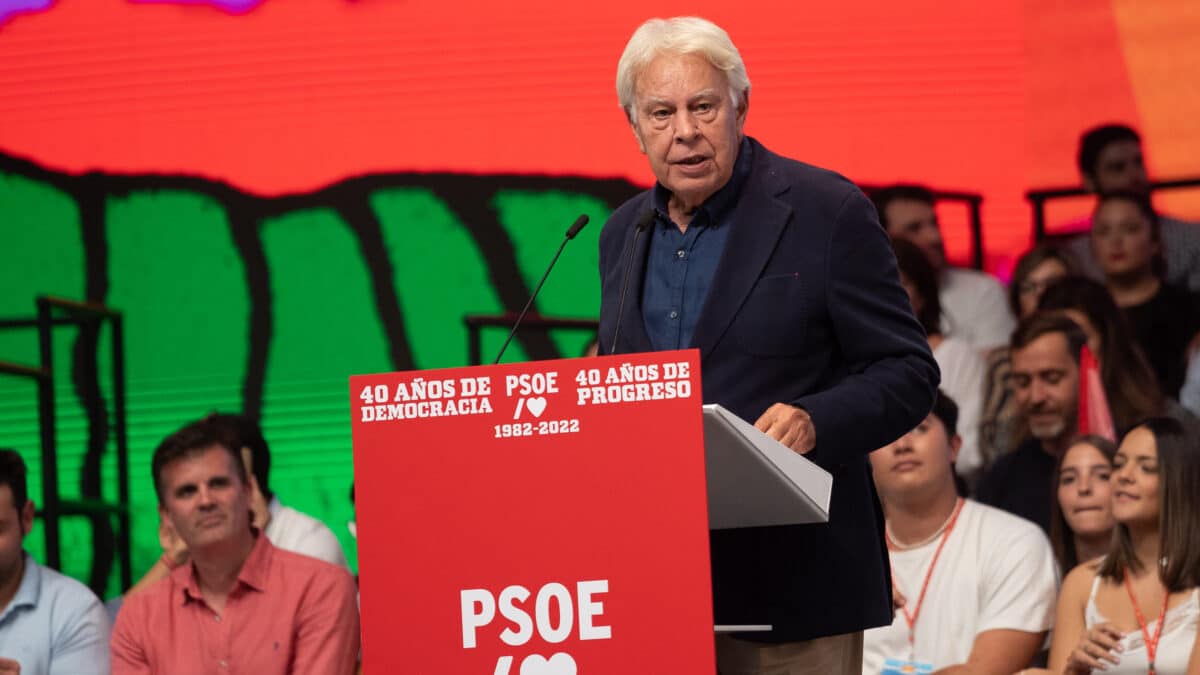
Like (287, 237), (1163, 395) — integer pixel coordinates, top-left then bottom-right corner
(864, 391), (1059, 675)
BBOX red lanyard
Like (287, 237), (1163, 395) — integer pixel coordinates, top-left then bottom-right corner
(886, 498), (965, 647)
(1123, 568), (1171, 675)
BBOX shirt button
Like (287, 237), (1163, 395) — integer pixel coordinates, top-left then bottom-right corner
(676, 249), (686, 259)
(219, 660), (228, 668)
(669, 310), (679, 320)
(213, 614), (221, 622)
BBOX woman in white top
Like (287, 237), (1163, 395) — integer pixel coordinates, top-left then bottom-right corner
(1047, 417), (1200, 675)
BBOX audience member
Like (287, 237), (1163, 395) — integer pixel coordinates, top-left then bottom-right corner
(976, 314), (1087, 533)
(872, 184), (1016, 351)
(1046, 417), (1200, 674)
(126, 412), (348, 599)
(111, 417), (360, 674)
(864, 391), (1057, 674)
(0, 450), (110, 675)
(1089, 191), (1200, 398)
(979, 245), (1079, 470)
(1182, 353), (1200, 418)
(1065, 124), (1200, 292)
(1010, 245), (1079, 321)
(1037, 276), (1170, 430)
(1050, 435), (1117, 573)
(893, 238), (987, 480)
(210, 413), (348, 568)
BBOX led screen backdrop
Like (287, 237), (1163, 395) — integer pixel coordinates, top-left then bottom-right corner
(1, 0), (1197, 594)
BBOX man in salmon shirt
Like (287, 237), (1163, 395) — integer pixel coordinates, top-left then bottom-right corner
(111, 417), (359, 674)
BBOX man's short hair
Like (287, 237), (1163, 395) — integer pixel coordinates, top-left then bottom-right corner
(0, 449), (28, 513)
(868, 184), (935, 230)
(929, 390), (959, 438)
(1010, 312), (1088, 364)
(1077, 124), (1140, 177)
(616, 16), (750, 124)
(204, 413), (272, 500)
(152, 417), (249, 503)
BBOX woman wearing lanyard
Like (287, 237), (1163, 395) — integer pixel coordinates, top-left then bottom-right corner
(1046, 417), (1200, 675)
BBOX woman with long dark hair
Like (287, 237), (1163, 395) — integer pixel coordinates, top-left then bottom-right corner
(1010, 244), (1078, 320)
(1091, 191), (1200, 398)
(1047, 417), (1200, 674)
(1038, 275), (1166, 432)
(1050, 435), (1118, 573)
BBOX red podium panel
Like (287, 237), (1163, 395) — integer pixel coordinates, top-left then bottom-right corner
(350, 349), (714, 674)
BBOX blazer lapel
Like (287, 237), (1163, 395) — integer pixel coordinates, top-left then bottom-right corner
(689, 147), (793, 361)
(616, 207), (655, 355)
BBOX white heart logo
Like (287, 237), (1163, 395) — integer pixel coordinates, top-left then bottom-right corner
(519, 652), (577, 675)
(525, 396), (547, 418)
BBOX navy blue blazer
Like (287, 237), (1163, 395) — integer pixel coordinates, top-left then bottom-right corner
(597, 137), (939, 642)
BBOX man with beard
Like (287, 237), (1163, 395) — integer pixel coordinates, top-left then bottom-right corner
(976, 314), (1086, 534)
(0, 450), (110, 674)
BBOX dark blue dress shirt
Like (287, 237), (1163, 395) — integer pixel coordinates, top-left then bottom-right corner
(642, 137), (754, 351)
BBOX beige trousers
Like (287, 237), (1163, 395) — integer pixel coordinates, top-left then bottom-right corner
(715, 631), (864, 675)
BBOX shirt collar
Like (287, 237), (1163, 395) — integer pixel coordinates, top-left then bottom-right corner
(0, 553), (40, 621)
(177, 530), (274, 606)
(651, 135), (754, 229)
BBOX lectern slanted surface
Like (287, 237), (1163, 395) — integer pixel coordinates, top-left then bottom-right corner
(703, 404), (832, 530)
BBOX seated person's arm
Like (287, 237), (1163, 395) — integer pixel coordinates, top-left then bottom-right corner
(292, 568), (360, 675)
(109, 600), (153, 675)
(938, 526), (1058, 675)
(932, 628), (1046, 675)
(125, 517), (187, 597)
(1047, 561), (1113, 675)
(48, 596), (112, 675)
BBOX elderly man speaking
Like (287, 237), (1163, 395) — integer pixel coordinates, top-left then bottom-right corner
(596, 17), (940, 674)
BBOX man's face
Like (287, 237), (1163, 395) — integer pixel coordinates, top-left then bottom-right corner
(883, 199), (945, 269)
(1010, 332), (1079, 445)
(0, 485), (33, 588)
(630, 52), (746, 210)
(158, 445), (251, 554)
(1085, 140), (1149, 194)
(870, 413), (959, 503)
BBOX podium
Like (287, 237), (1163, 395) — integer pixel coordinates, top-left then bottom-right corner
(351, 350), (831, 674)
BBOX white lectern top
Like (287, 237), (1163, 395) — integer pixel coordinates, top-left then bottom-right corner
(702, 404), (832, 530)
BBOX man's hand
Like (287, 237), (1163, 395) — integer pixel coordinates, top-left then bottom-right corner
(0, 656), (21, 673)
(753, 403), (816, 454)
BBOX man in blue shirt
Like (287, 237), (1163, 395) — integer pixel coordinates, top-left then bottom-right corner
(0, 449), (110, 674)
(599, 17), (939, 674)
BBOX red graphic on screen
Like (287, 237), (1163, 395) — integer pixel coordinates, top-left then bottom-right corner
(2, 1), (1196, 262)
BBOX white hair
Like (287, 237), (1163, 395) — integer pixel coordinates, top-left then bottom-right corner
(616, 16), (751, 124)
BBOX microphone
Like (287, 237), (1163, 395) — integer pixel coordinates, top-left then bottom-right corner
(493, 214), (590, 364)
(609, 209), (656, 355)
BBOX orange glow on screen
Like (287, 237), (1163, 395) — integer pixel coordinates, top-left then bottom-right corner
(1, 0), (1197, 267)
